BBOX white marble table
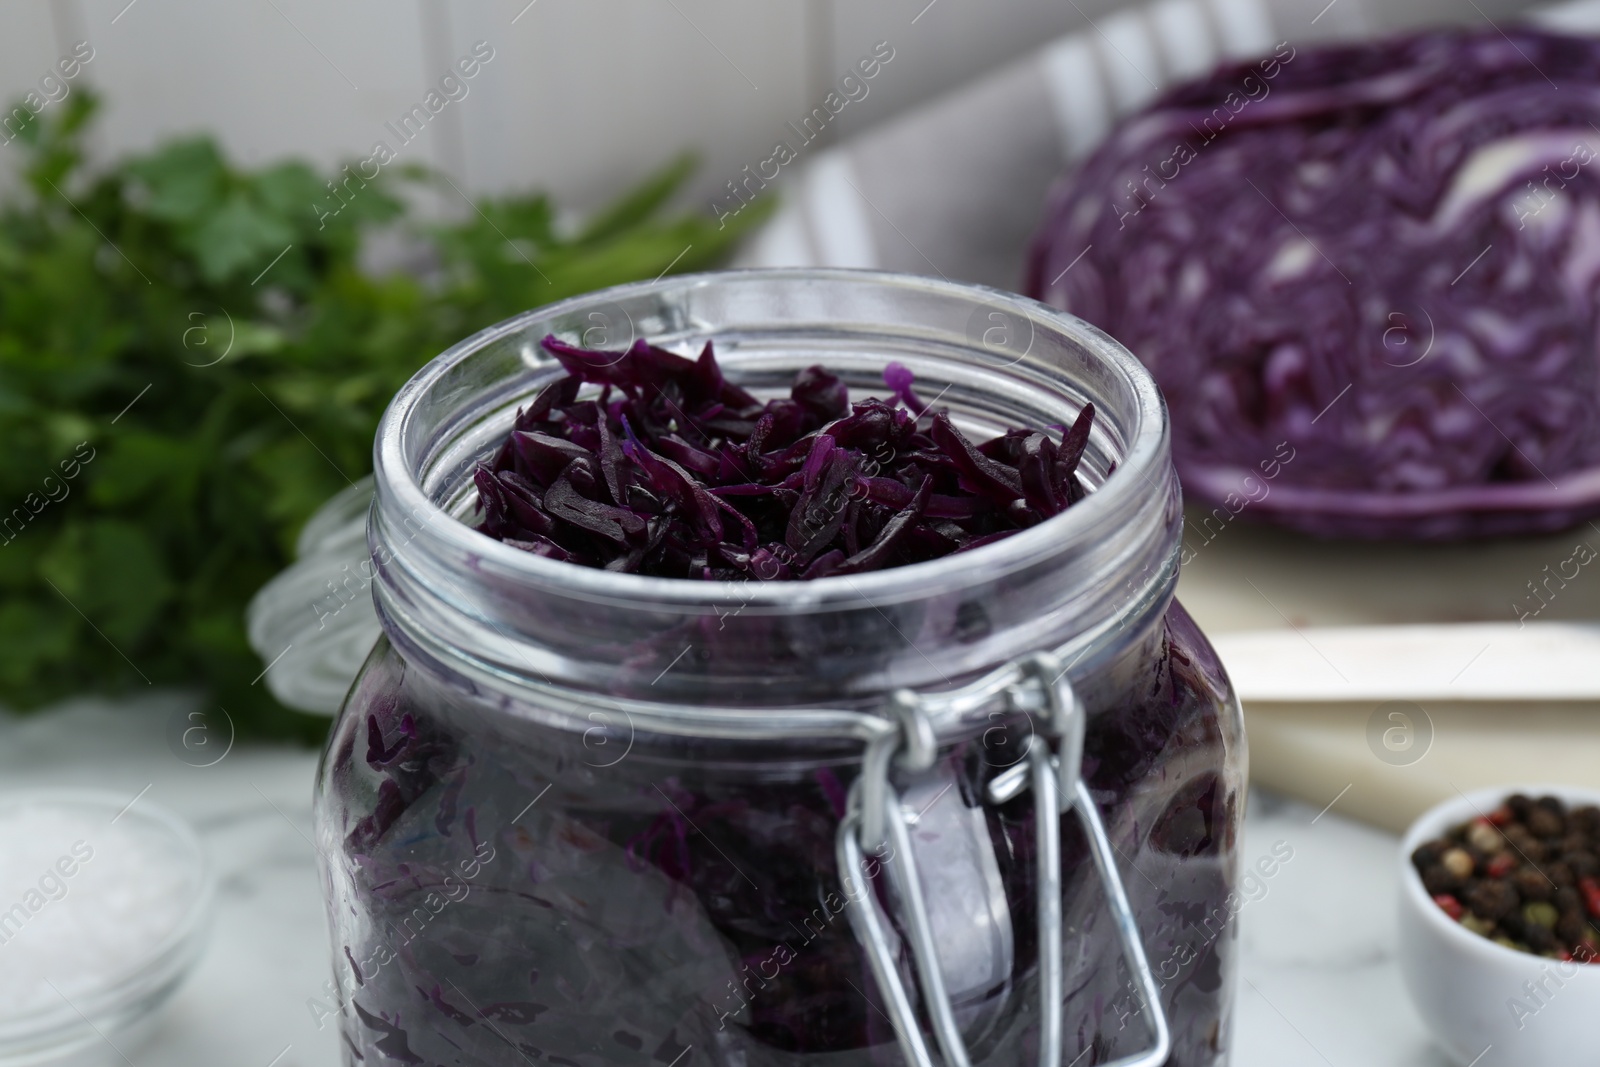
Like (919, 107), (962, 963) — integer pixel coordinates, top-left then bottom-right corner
(0, 696), (1451, 1067)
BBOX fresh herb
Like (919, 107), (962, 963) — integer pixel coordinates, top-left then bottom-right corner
(0, 90), (767, 739)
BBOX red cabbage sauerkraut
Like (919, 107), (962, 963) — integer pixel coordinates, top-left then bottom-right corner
(472, 338), (1094, 577)
(314, 342), (1244, 1065)
(319, 606), (1240, 1066)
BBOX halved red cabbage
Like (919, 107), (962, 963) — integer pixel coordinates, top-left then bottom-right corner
(472, 336), (1094, 577)
(1027, 27), (1600, 539)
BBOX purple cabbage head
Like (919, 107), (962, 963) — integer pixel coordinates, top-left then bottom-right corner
(1027, 27), (1600, 539)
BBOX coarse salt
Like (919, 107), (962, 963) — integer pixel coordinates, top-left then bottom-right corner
(0, 799), (200, 1019)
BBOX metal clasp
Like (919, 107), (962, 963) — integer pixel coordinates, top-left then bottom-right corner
(835, 651), (1172, 1067)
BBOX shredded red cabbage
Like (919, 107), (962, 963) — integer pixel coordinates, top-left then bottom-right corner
(472, 337), (1094, 576)
(1027, 27), (1600, 539)
(323, 605), (1241, 1067)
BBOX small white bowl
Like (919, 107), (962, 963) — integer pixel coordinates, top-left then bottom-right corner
(0, 790), (213, 1067)
(1398, 784), (1600, 1067)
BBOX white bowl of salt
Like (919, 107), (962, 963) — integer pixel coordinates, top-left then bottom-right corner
(0, 791), (211, 1066)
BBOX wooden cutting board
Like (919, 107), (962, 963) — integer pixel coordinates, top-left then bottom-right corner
(1175, 510), (1600, 831)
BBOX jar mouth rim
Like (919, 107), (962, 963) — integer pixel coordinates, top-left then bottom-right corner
(375, 267), (1167, 609)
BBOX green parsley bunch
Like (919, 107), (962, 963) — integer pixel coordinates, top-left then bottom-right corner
(0, 90), (765, 740)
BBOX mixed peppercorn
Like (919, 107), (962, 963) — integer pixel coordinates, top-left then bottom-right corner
(1412, 794), (1600, 961)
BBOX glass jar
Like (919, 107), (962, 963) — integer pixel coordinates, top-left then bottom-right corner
(313, 269), (1245, 1067)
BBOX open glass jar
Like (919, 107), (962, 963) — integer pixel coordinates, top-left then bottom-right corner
(313, 270), (1245, 1067)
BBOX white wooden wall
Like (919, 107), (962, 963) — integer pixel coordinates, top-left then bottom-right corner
(0, 0), (1540, 215)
